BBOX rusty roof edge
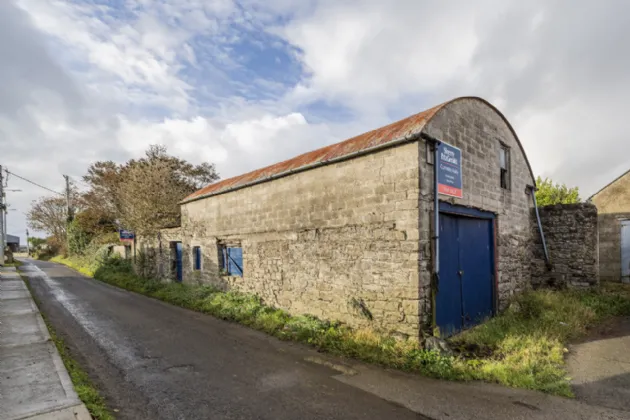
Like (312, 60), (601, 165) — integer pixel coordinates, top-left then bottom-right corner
(180, 128), (428, 205)
(180, 96), (536, 205)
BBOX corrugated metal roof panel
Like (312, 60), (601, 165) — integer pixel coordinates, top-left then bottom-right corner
(183, 96), (536, 203)
(183, 102), (444, 203)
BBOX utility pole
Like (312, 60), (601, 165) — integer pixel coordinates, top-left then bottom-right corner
(0, 165), (5, 266)
(63, 175), (73, 222)
(26, 228), (30, 256)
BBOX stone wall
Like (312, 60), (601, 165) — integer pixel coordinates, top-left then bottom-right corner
(530, 203), (599, 288)
(136, 227), (182, 282)
(420, 98), (536, 314)
(180, 143), (421, 337)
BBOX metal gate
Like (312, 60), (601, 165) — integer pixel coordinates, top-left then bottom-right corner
(622, 220), (630, 283)
(436, 204), (495, 336)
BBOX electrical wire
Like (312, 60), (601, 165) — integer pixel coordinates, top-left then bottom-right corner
(3, 169), (64, 196)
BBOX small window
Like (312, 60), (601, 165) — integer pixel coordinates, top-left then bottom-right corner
(219, 244), (243, 277)
(500, 145), (510, 190)
(193, 246), (202, 271)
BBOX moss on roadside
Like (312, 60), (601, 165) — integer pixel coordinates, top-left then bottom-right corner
(51, 254), (630, 397)
(20, 273), (115, 420)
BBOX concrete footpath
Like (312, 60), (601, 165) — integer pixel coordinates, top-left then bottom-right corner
(568, 317), (630, 412)
(0, 265), (91, 420)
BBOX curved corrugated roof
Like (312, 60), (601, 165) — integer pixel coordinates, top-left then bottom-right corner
(183, 96), (534, 203)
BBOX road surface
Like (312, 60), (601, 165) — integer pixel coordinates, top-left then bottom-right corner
(22, 259), (427, 420)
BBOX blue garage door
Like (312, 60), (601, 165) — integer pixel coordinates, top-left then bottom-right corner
(436, 208), (495, 336)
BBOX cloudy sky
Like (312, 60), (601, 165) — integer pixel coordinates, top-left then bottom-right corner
(1, 0), (629, 241)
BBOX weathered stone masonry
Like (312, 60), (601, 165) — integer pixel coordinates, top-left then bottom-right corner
(181, 143), (422, 336)
(530, 203), (599, 288)
(420, 99), (535, 315)
(144, 97), (540, 338)
(136, 227), (182, 281)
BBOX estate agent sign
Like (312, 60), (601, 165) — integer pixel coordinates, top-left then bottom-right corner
(437, 142), (463, 198)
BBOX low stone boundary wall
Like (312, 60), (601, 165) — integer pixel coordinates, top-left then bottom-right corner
(531, 203), (598, 288)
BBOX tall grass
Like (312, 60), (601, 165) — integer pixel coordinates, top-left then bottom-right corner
(451, 285), (630, 396)
(51, 254), (630, 397)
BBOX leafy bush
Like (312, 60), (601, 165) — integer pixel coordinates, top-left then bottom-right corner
(535, 176), (580, 206)
(67, 220), (92, 255)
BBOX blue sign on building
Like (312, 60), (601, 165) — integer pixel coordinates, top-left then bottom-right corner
(437, 142), (463, 198)
(119, 229), (135, 241)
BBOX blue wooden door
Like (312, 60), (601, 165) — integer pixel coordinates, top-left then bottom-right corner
(436, 213), (463, 336)
(175, 242), (183, 282)
(437, 211), (494, 335)
(458, 217), (494, 328)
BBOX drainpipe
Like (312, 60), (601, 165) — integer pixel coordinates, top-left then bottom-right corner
(529, 185), (552, 269)
(420, 132), (442, 290)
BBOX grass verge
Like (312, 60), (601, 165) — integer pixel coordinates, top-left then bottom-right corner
(51, 254), (630, 397)
(21, 272), (115, 420)
(3, 259), (23, 267)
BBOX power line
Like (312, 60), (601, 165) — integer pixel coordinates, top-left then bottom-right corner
(3, 168), (64, 196)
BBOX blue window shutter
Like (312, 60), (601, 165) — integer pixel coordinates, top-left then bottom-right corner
(194, 247), (201, 270)
(232, 248), (243, 276)
(227, 247), (243, 276)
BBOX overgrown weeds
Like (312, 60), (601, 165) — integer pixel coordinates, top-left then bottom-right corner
(450, 285), (630, 396)
(51, 254), (630, 397)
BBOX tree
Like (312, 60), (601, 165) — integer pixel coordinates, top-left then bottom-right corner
(27, 196), (68, 244)
(83, 145), (219, 236)
(82, 160), (123, 225)
(535, 176), (580, 206)
(116, 145), (219, 235)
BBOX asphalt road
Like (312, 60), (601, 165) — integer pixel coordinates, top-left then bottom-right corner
(22, 259), (427, 420)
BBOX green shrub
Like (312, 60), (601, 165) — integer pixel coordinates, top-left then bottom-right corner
(67, 220), (92, 256)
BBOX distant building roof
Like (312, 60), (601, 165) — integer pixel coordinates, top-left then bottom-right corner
(7, 234), (19, 244)
(588, 167), (630, 201)
(183, 96), (535, 203)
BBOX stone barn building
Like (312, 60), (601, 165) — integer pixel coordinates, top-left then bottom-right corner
(145, 97), (540, 338)
(590, 169), (630, 283)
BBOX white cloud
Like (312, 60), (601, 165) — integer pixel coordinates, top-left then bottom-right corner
(4, 0), (630, 243)
(15, 0), (242, 113)
(116, 112), (319, 180)
(276, 0), (630, 196)
(280, 0), (485, 113)
(223, 113), (306, 152)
